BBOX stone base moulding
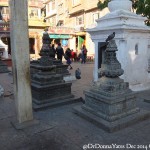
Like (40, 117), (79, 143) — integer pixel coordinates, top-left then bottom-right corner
(33, 96), (83, 111)
(144, 99), (150, 103)
(11, 119), (39, 130)
(74, 106), (150, 133)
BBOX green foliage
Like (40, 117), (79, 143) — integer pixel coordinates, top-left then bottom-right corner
(97, 0), (150, 26)
(97, 0), (110, 10)
(135, 0), (150, 25)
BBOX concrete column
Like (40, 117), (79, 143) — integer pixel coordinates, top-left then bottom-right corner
(9, 0), (33, 124)
(93, 40), (98, 81)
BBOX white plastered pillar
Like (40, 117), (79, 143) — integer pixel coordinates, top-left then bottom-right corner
(9, 0), (33, 124)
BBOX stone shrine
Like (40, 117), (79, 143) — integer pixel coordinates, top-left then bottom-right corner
(31, 31), (80, 110)
(74, 39), (150, 132)
(31, 29), (70, 78)
(87, 0), (150, 91)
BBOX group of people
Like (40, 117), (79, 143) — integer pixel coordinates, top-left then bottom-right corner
(50, 43), (88, 71)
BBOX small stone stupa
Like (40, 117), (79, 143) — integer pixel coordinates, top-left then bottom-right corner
(31, 31), (80, 110)
(74, 39), (150, 132)
(30, 32), (70, 79)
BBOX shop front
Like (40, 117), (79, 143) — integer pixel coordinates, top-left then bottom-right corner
(48, 27), (75, 51)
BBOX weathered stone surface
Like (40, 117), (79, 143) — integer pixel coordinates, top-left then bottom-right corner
(74, 105), (150, 133)
(74, 40), (150, 132)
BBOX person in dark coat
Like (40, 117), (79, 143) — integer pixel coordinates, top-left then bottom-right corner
(51, 44), (56, 59)
(56, 43), (64, 62)
(81, 45), (87, 64)
(65, 48), (73, 70)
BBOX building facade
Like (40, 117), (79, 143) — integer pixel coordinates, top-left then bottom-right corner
(44, 0), (109, 57)
(0, 0), (109, 59)
(0, 0), (48, 59)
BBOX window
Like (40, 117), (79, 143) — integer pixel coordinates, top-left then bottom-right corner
(57, 20), (64, 26)
(29, 8), (38, 18)
(58, 3), (64, 13)
(51, 16), (56, 26)
(92, 13), (99, 23)
(135, 43), (138, 55)
(52, 0), (55, 10)
(47, 3), (50, 12)
(1, 7), (9, 14)
(76, 15), (84, 25)
(72, 0), (80, 6)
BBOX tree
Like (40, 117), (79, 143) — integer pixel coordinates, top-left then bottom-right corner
(97, 0), (150, 26)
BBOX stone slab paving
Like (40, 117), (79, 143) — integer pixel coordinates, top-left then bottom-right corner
(0, 62), (150, 150)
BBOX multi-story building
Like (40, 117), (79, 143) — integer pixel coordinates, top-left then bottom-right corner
(44, 0), (75, 51)
(0, 0), (109, 59)
(28, 0), (48, 59)
(44, 0), (109, 57)
(0, 0), (48, 59)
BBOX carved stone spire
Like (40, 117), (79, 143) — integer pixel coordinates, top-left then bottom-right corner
(39, 31), (53, 66)
(100, 40), (124, 78)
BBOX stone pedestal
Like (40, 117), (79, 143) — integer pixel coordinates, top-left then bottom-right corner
(74, 40), (150, 132)
(31, 32), (80, 111)
(87, 0), (150, 91)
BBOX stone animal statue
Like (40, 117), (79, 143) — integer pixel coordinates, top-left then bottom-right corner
(105, 32), (115, 42)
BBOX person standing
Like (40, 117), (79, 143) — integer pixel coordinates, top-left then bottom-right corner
(81, 45), (88, 64)
(51, 44), (56, 59)
(56, 43), (64, 62)
(65, 48), (73, 70)
(71, 49), (75, 62)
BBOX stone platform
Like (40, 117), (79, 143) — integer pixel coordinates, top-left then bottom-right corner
(74, 105), (150, 133)
(33, 96), (82, 111)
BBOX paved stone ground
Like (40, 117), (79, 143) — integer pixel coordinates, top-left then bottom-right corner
(0, 62), (150, 150)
